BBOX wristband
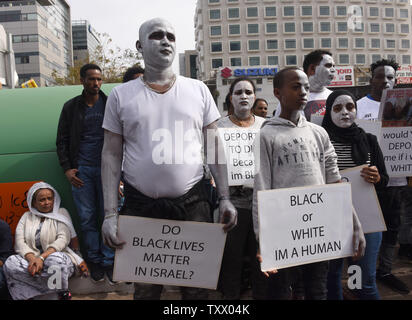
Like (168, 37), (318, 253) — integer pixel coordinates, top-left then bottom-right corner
(104, 212), (118, 220)
(39, 256), (45, 262)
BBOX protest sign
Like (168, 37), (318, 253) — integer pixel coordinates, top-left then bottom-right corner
(0, 181), (39, 236)
(218, 128), (259, 186)
(340, 166), (386, 234)
(396, 65), (412, 85)
(113, 216), (226, 289)
(379, 88), (412, 127)
(329, 66), (355, 87)
(258, 183), (353, 271)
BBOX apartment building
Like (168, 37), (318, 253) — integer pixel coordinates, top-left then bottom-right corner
(0, 0), (72, 86)
(194, 0), (412, 113)
(72, 20), (100, 62)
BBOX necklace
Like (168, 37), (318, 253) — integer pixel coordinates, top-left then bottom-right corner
(230, 114), (254, 127)
(142, 75), (177, 94)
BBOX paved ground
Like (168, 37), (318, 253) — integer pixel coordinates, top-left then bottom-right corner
(71, 254), (412, 300)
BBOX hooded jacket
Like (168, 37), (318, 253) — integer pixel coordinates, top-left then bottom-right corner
(252, 114), (341, 240)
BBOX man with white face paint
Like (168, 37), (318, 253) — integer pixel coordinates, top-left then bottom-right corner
(274, 50), (336, 120)
(356, 59), (411, 295)
(101, 18), (237, 300)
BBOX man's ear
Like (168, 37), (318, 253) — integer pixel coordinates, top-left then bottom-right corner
(136, 40), (142, 53)
(273, 88), (281, 101)
(307, 64), (317, 77)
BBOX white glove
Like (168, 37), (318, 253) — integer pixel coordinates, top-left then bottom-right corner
(102, 214), (125, 249)
(219, 199), (238, 232)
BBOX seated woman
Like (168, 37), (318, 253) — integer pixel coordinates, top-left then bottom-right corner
(322, 90), (389, 300)
(3, 182), (87, 300)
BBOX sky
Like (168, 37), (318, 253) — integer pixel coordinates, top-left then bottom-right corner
(66, 0), (198, 72)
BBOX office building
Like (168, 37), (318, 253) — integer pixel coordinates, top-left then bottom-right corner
(0, 0), (72, 87)
(194, 0), (412, 114)
(72, 20), (100, 62)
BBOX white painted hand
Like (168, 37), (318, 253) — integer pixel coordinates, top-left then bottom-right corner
(102, 215), (125, 249)
(219, 200), (238, 232)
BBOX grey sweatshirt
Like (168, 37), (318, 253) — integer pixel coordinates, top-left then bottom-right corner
(252, 114), (341, 241)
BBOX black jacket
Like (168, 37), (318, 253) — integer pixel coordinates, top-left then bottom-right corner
(56, 90), (107, 172)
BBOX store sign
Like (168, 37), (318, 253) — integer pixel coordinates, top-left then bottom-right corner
(396, 65), (412, 84)
(221, 67), (278, 79)
(329, 66), (355, 87)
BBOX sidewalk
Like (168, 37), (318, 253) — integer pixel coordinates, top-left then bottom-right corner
(71, 256), (412, 300)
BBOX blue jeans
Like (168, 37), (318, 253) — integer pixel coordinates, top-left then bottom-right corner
(72, 165), (114, 267)
(327, 232), (382, 300)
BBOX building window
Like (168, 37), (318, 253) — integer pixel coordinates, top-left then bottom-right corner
(283, 6), (295, 17)
(303, 38), (315, 49)
(319, 6), (331, 16)
(285, 55), (297, 65)
(371, 54), (381, 63)
(320, 22), (331, 33)
(15, 56), (30, 64)
(386, 39), (396, 49)
(249, 56), (260, 66)
(211, 42), (222, 52)
(248, 39), (260, 51)
(401, 39), (410, 49)
(247, 7), (258, 18)
(402, 55), (411, 64)
(399, 8), (409, 19)
(337, 22), (348, 32)
(284, 22), (296, 33)
(228, 8), (240, 19)
(301, 6), (312, 16)
(338, 38), (349, 49)
(354, 38), (365, 48)
(336, 6), (347, 16)
(266, 39), (278, 50)
(355, 54), (366, 65)
(228, 24), (241, 35)
(248, 24), (259, 34)
(284, 39), (297, 49)
(266, 23), (277, 33)
(229, 40), (241, 51)
(369, 7), (379, 17)
(231, 57), (242, 66)
(212, 58), (223, 68)
(385, 23), (395, 33)
(302, 22), (314, 33)
(265, 6), (276, 17)
(210, 26), (222, 36)
(320, 38), (332, 48)
(209, 0), (220, 3)
(369, 23), (380, 33)
(400, 24), (409, 34)
(384, 7), (394, 18)
(387, 54), (396, 61)
(370, 38), (380, 49)
(209, 9), (221, 20)
(268, 56), (279, 65)
(339, 54), (349, 65)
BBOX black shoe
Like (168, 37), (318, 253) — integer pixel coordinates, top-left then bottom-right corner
(105, 266), (118, 285)
(377, 273), (410, 294)
(89, 263), (105, 283)
(58, 291), (72, 300)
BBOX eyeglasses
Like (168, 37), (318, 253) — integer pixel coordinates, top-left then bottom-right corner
(148, 31), (176, 42)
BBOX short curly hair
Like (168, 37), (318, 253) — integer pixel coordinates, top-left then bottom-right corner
(371, 59), (399, 77)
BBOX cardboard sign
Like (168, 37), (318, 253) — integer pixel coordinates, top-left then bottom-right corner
(329, 66), (355, 87)
(340, 166), (386, 234)
(0, 181), (39, 236)
(379, 88), (412, 127)
(258, 183), (353, 271)
(113, 216), (227, 289)
(218, 128), (259, 186)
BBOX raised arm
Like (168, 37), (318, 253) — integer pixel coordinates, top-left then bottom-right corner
(101, 130), (125, 249)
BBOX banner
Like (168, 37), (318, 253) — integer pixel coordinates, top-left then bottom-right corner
(329, 66), (355, 87)
(340, 166), (386, 234)
(258, 183), (353, 271)
(113, 216), (226, 289)
(218, 128), (259, 186)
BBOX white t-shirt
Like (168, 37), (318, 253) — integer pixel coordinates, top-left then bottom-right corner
(356, 95), (407, 187)
(274, 88), (332, 119)
(103, 76), (221, 198)
(357, 95), (381, 120)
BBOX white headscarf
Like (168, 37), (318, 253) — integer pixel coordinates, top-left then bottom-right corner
(27, 182), (77, 238)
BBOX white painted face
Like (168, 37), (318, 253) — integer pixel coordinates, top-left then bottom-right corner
(137, 18), (176, 69)
(310, 54), (336, 89)
(231, 80), (256, 119)
(384, 66), (396, 90)
(330, 95), (357, 128)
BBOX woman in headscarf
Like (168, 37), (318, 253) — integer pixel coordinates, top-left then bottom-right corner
(322, 90), (388, 300)
(3, 182), (87, 300)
